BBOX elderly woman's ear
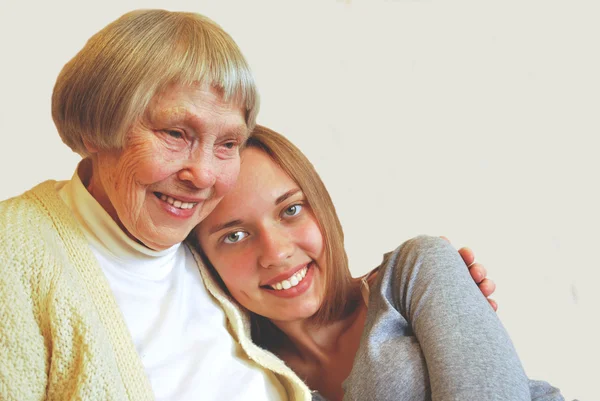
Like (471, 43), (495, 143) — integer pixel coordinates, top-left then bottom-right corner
(82, 138), (99, 154)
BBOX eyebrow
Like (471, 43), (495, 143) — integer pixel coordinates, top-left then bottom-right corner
(149, 107), (185, 125)
(209, 219), (244, 235)
(275, 188), (301, 205)
(186, 113), (248, 142)
(150, 108), (248, 140)
(208, 188), (302, 235)
(231, 124), (250, 141)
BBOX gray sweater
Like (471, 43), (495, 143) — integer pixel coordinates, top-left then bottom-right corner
(316, 236), (564, 401)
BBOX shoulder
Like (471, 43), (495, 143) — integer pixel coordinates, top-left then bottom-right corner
(0, 180), (63, 228)
(1, 180), (79, 279)
(394, 235), (455, 260)
(361, 236), (449, 282)
(377, 235), (453, 269)
(1, 181), (68, 243)
(371, 235), (461, 289)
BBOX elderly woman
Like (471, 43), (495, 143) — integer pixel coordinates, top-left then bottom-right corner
(0, 9), (307, 401)
(0, 9), (496, 401)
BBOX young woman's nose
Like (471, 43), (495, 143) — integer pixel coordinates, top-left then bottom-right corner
(258, 227), (294, 269)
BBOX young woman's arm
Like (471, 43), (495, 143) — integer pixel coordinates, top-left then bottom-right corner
(343, 236), (563, 401)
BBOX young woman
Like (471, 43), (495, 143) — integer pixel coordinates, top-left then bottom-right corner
(195, 126), (564, 401)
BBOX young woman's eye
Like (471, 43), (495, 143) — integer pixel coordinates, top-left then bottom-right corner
(283, 204), (303, 217)
(223, 231), (248, 244)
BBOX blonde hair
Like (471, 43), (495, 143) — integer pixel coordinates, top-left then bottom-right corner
(244, 126), (360, 348)
(52, 9), (259, 156)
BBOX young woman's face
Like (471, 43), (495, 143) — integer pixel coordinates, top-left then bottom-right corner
(197, 147), (326, 323)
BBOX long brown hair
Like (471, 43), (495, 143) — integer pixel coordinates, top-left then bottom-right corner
(245, 126), (361, 349)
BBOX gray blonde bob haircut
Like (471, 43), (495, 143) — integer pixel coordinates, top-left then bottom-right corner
(52, 9), (259, 157)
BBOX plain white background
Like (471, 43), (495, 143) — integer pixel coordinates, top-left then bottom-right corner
(1, 1), (597, 399)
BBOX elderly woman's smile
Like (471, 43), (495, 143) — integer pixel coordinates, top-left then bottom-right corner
(154, 192), (201, 210)
(85, 82), (247, 251)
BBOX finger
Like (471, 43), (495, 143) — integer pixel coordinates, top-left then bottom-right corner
(478, 278), (496, 298)
(488, 298), (498, 312)
(458, 247), (475, 267)
(439, 236), (450, 243)
(469, 262), (487, 283)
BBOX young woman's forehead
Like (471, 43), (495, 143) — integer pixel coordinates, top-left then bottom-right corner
(239, 148), (291, 187)
(198, 148), (301, 234)
(219, 149), (296, 209)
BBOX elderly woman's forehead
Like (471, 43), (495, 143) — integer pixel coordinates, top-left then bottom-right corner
(146, 84), (246, 123)
(150, 82), (219, 107)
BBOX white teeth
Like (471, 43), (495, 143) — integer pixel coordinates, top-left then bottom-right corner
(269, 265), (309, 290)
(159, 193), (198, 210)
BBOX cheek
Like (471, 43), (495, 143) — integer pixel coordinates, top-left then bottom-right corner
(131, 159), (177, 185)
(213, 248), (258, 294)
(96, 152), (135, 200)
(297, 219), (325, 258)
(213, 159), (241, 196)
(121, 136), (183, 185)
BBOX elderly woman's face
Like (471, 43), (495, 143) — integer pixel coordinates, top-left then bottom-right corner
(87, 83), (247, 250)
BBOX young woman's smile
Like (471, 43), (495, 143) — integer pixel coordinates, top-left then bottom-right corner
(260, 261), (316, 298)
(197, 148), (326, 322)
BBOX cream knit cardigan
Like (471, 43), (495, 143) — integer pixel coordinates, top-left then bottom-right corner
(0, 181), (311, 401)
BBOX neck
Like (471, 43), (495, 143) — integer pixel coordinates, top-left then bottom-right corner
(83, 157), (120, 225)
(278, 319), (345, 363)
(272, 293), (364, 365)
(267, 285), (368, 401)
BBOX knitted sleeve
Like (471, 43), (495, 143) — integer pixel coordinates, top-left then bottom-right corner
(0, 197), (51, 401)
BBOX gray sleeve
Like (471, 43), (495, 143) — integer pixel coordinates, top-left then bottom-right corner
(384, 236), (563, 401)
(530, 380), (565, 400)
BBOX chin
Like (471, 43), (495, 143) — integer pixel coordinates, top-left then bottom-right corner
(140, 230), (188, 250)
(280, 309), (321, 323)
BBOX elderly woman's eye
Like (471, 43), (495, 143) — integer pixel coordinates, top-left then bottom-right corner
(165, 130), (184, 139)
(224, 141), (237, 150)
(223, 231), (248, 244)
(283, 204), (302, 217)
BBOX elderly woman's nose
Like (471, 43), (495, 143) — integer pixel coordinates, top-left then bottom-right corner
(177, 152), (217, 189)
(258, 228), (294, 269)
